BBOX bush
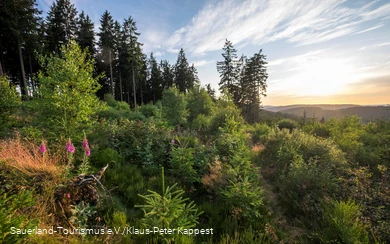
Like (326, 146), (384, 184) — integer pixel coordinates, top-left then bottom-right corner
(277, 119), (298, 132)
(0, 190), (39, 243)
(161, 87), (188, 127)
(0, 76), (21, 124)
(36, 40), (103, 141)
(252, 123), (271, 144)
(322, 200), (369, 244)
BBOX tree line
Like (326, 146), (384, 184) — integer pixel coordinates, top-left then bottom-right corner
(1, 0), (268, 122)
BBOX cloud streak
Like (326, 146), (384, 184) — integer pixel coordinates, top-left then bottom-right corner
(166, 0), (390, 55)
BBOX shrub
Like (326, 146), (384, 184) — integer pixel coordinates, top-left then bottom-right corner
(0, 76), (21, 124)
(135, 168), (203, 242)
(252, 123), (271, 144)
(0, 190), (39, 243)
(35, 40), (103, 141)
(322, 200), (369, 244)
(277, 119), (298, 132)
(161, 87), (188, 127)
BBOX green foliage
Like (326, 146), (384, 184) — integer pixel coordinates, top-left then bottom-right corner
(69, 201), (97, 230)
(169, 146), (198, 185)
(161, 87), (188, 127)
(322, 200), (369, 244)
(0, 190), (39, 243)
(91, 148), (123, 168)
(36, 40), (103, 141)
(136, 103), (160, 118)
(186, 86), (214, 124)
(207, 99), (243, 135)
(221, 176), (265, 224)
(135, 168), (203, 241)
(0, 76), (21, 121)
(277, 119), (298, 132)
(252, 123), (271, 144)
(90, 119), (171, 166)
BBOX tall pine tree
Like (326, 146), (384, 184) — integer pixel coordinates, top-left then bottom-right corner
(45, 0), (78, 54)
(76, 11), (95, 57)
(217, 39), (241, 104)
(0, 0), (41, 97)
(97, 10), (115, 98)
(240, 50), (268, 123)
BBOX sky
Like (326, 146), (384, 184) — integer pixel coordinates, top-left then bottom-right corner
(36, 0), (390, 105)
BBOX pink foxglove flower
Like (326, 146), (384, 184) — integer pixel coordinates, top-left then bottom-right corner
(82, 134), (89, 150)
(85, 148), (91, 156)
(66, 139), (75, 153)
(67, 193), (70, 199)
(40, 141), (47, 154)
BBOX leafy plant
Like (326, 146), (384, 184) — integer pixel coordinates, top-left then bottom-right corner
(36, 40), (103, 141)
(135, 167), (203, 233)
(69, 201), (97, 230)
(0, 190), (39, 243)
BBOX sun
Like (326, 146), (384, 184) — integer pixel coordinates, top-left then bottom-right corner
(293, 58), (355, 96)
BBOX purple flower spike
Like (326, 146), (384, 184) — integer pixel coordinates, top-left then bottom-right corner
(82, 135), (89, 150)
(40, 141), (47, 154)
(66, 139), (75, 153)
(86, 148), (91, 156)
(171, 139), (175, 144)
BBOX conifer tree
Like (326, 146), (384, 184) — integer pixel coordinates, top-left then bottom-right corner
(240, 50), (268, 123)
(0, 0), (41, 97)
(97, 10), (115, 98)
(148, 53), (163, 102)
(45, 0), (78, 54)
(217, 39), (241, 103)
(76, 11), (95, 57)
(174, 48), (195, 93)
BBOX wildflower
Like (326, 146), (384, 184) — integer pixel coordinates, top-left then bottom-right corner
(67, 193), (70, 199)
(66, 139), (75, 153)
(85, 147), (91, 156)
(171, 139), (175, 144)
(40, 141), (47, 154)
(82, 133), (89, 150)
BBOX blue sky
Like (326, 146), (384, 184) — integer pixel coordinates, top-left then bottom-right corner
(37, 0), (390, 105)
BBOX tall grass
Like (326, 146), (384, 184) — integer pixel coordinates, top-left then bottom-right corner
(0, 135), (64, 178)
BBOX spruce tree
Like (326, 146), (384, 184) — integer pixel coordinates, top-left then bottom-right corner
(97, 10), (115, 98)
(174, 48), (191, 93)
(217, 39), (241, 103)
(76, 11), (95, 57)
(161, 60), (174, 90)
(240, 50), (268, 123)
(148, 53), (163, 102)
(0, 0), (41, 98)
(45, 0), (78, 54)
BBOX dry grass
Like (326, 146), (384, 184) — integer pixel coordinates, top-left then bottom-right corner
(202, 159), (224, 191)
(252, 144), (265, 154)
(0, 135), (67, 229)
(0, 135), (64, 178)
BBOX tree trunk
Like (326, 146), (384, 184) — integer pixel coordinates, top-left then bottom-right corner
(18, 39), (28, 99)
(0, 60), (3, 77)
(132, 65), (136, 108)
(119, 68), (123, 102)
(109, 50), (114, 97)
(29, 53), (35, 94)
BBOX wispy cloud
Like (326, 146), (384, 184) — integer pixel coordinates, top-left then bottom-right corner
(354, 24), (384, 34)
(166, 0), (390, 55)
(192, 60), (214, 67)
(359, 42), (390, 51)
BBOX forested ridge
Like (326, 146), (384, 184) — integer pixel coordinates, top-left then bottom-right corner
(1, 0), (390, 243)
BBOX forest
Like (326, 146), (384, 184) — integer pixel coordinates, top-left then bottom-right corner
(1, 0), (390, 243)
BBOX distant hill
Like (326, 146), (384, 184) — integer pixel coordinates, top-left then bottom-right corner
(265, 105), (390, 122)
(263, 104), (361, 112)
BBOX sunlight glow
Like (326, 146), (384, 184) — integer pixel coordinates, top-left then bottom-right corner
(292, 59), (356, 96)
